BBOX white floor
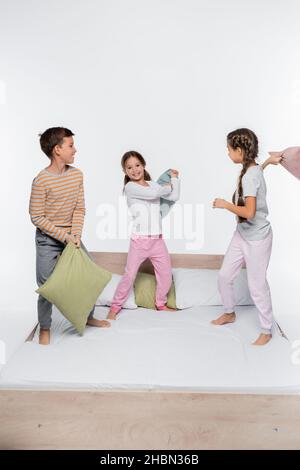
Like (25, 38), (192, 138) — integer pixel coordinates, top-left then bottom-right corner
(0, 304), (299, 393)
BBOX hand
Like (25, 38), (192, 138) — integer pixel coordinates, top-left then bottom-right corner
(65, 233), (81, 248)
(65, 233), (75, 245)
(213, 198), (228, 209)
(268, 152), (283, 165)
(73, 234), (81, 249)
(170, 169), (179, 178)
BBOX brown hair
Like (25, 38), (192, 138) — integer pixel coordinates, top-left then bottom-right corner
(39, 127), (74, 158)
(227, 128), (258, 222)
(121, 151), (151, 187)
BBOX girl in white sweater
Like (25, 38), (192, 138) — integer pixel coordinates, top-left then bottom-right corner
(107, 151), (180, 320)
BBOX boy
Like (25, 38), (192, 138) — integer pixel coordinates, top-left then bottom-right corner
(29, 127), (110, 345)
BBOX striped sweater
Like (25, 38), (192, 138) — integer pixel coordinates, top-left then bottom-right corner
(29, 166), (85, 242)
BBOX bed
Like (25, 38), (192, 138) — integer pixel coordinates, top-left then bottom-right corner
(0, 252), (299, 450)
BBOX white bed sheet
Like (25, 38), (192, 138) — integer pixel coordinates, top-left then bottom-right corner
(0, 305), (299, 393)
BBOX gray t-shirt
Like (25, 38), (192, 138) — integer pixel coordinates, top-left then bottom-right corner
(236, 165), (271, 241)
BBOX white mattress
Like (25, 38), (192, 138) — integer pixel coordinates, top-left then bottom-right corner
(0, 305), (299, 393)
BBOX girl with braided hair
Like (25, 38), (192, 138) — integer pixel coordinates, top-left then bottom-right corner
(211, 128), (282, 345)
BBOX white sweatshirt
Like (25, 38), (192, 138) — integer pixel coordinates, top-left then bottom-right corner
(124, 177), (180, 236)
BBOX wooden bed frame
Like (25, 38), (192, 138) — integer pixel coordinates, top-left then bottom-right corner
(0, 252), (299, 450)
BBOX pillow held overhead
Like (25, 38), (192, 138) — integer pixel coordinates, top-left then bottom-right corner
(36, 243), (112, 335)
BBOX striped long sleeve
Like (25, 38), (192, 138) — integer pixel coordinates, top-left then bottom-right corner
(29, 180), (67, 242)
(71, 180), (85, 237)
(29, 166), (85, 242)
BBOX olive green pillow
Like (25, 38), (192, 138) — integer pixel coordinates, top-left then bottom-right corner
(134, 272), (176, 309)
(36, 243), (112, 334)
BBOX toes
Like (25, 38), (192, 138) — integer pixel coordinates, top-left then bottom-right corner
(211, 318), (224, 325)
(252, 335), (271, 346)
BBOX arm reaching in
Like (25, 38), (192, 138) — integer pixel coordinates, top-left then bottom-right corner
(261, 153), (283, 170)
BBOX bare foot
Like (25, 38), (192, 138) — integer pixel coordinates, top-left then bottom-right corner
(39, 329), (50, 345)
(211, 312), (236, 325)
(106, 310), (118, 321)
(86, 318), (111, 328)
(156, 306), (177, 312)
(252, 333), (272, 346)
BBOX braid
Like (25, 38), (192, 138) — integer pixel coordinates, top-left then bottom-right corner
(228, 128), (258, 223)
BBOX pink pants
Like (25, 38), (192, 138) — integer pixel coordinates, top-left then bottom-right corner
(218, 230), (274, 333)
(110, 236), (172, 314)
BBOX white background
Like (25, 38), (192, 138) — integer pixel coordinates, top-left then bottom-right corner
(0, 0), (299, 359)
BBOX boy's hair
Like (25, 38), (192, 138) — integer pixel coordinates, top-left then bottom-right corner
(39, 127), (74, 158)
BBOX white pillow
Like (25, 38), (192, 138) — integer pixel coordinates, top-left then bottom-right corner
(96, 273), (137, 309)
(172, 268), (253, 309)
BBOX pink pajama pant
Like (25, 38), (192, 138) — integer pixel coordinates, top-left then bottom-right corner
(218, 229), (274, 333)
(110, 235), (172, 314)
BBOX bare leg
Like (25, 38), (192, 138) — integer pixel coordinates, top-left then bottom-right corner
(39, 328), (50, 345)
(252, 333), (272, 346)
(211, 312), (236, 325)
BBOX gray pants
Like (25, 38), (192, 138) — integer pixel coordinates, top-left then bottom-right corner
(35, 229), (95, 329)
